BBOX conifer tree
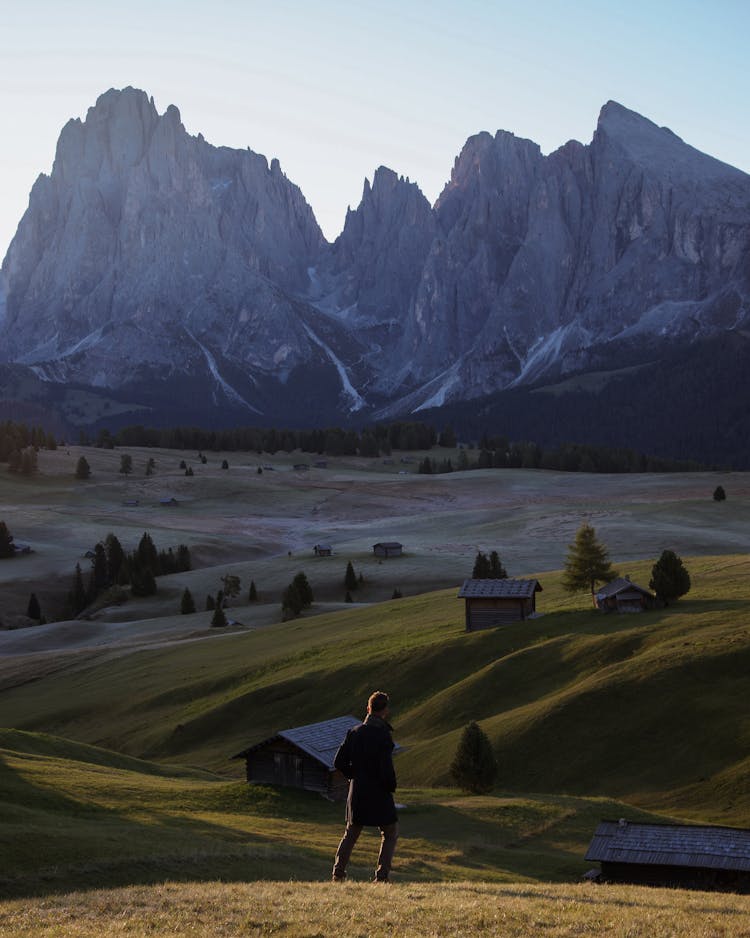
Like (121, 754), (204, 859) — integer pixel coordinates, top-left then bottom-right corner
(105, 533), (125, 584)
(344, 561), (358, 592)
(282, 583), (303, 618)
(119, 453), (133, 475)
(562, 523), (616, 601)
(248, 580), (258, 601)
(345, 591), (353, 603)
(69, 563), (87, 616)
(27, 592), (41, 620)
(713, 485), (727, 502)
(137, 532), (159, 574)
(180, 588), (196, 615)
(0, 520), (14, 559)
(211, 601), (228, 627)
(75, 456), (91, 479)
(649, 550), (691, 605)
(472, 551), (490, 578)
(206, 594), (215, 611)
(292, 571), (313, 608)
(449, 722), (498, 794)
(489, 550), (507, 579)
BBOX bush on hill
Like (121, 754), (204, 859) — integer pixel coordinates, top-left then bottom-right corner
(450, 722), (498, 794)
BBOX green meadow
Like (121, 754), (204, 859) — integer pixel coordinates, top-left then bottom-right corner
(1, 446), (750, 931)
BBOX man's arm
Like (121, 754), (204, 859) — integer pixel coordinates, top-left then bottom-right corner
(333, 732), (353, 779)
(379, 743), (397, 793)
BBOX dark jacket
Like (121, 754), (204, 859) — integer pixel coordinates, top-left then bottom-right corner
(333, 714), (397, 826)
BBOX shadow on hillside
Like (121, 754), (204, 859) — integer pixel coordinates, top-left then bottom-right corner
(0, 755), (331, 899)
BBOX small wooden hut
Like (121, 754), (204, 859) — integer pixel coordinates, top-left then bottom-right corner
(595, 577), (655, 613)
(313, 544), (332, 557)
(458, 578), (542, 631)
(585, 819), (750, 891)
(233, 716), (359, 801)
(373, 541), (403, 558)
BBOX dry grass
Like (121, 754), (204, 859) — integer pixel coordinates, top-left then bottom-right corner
(1, 880), (749, 937)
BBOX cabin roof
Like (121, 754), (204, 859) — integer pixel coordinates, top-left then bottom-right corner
(233, 715), (361, 770)
(585, 820), (750, 872)
(373, 541), (402, 549)
(458, 578), (542, 599)
(596, 577), (653, 600)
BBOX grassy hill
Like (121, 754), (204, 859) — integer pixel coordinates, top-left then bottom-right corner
(3, 554), (750, 828)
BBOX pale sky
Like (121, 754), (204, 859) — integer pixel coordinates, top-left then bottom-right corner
(1, 0), (748, 257)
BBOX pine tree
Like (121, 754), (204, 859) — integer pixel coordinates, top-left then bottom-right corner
(488, 551), (507, 579)
(713, 485), (727, 502)
(137, 532), (159, 574)
(180, 588), (196, 615)
(221, 574), (242, 604)
(0, 520), (14, 559)
(205, 594), (215, 611)
(211, 601), (228, 627)
(175, 544), (192, 572)
(145, 457), (156, 476)
(391, 588), (402, 599)
(472, 551), (490, 578)
(561, 523), (616, 601)
(345, 590), (353, 603)
(649, 550), (691, 605)
(282, 583), (303, 618)
(105, 533), (125, 584)
(69, 563), (87, 616)
(344, 561), (358, 592)
(119, 453), (133, 475)
(75, 456), (91, 479)
(292, 571), (313, 608)
(449, 722), (498, 794)
(27, 592), (41, 620)
(248, 580), (258, 602)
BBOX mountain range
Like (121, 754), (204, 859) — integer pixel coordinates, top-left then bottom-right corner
(1, 87), (749, 460)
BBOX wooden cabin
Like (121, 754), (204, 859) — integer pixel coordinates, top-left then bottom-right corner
(373, 541), (403, 558)
(585, 819), (750, 891)
(458, 578), (542, 631)
(233, 716), (360, 801)
(313, 544), (332, 557)
(595, 577), (655, 613)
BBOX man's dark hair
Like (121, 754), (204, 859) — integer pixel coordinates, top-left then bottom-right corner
(368, 691), (389, 713)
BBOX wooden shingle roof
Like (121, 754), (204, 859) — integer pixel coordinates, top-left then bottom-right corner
(586, 820), (750, 872)
(233, 716), (360, 770)
(595, 577), (653, 600)
(458, 578), (542, 599)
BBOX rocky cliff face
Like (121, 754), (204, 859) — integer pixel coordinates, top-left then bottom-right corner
(0, 87), (332, 405)
(2, 91), (749, 427)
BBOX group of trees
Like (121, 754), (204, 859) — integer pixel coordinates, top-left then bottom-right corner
(562, 522), (691, 606)
(66, 532), (192, 616)
(471, 551), (507, 579)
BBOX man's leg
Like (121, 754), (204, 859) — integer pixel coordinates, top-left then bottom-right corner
(374, 822), (399, 882)
(332, 823), (363, 880)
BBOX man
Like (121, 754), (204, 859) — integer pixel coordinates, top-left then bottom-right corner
(332, 690), (398, 883)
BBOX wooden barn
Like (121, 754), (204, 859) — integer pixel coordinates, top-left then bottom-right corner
(595, 577), (655, 613)
(458, 578), (542, 631)
(233, 716), (360, 801)
(585, 820), (750, 891)
(373, 541), (403, 558)
(313, 543), (332, 557)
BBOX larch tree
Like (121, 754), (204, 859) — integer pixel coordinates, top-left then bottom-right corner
(562, 523), (617, 603)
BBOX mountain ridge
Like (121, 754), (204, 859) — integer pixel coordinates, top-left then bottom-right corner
(1, 88), (749, 442)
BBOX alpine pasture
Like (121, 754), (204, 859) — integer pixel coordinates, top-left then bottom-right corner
(1, 444), (749, 934)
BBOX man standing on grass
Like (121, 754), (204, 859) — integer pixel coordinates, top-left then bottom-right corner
(332, 690), (398, 883)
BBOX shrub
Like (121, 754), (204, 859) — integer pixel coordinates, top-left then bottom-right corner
(450, 722), (498, 794)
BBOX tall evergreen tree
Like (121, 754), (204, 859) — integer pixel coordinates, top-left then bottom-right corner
(0, 520), (14, 559)
(344, 561), (358, 592)
(75, 456), (91, 479)
(561, 523), (617, 601)
(137, 532), (159, 574)
(248, 580), (258, 602)
(180, 588), (196, 615)
(282, 583), (303, 618)
(449, 722), (498, 794)
(649, 550), (691, 605)
(119, 453), (133, 475)
(292, 571), (313, 608)
(27, 592), (41, 620)
(221, 574), (242, 604)
(69, 563), (87, 616)
(105, 533), (125, 584)
(175, 544), (192, 572)
(488, 551), (507, 579)
(211, 601), (228, 627)
(472, 551), (490, 578)
(713, 485), (727, 502)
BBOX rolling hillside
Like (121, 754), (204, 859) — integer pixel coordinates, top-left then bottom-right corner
(3, 555), (749, 827)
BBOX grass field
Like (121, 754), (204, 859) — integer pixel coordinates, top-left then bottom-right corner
(2, 450), (750, 925)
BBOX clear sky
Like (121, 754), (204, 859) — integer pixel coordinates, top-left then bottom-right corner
(1, 0), (748, 257)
